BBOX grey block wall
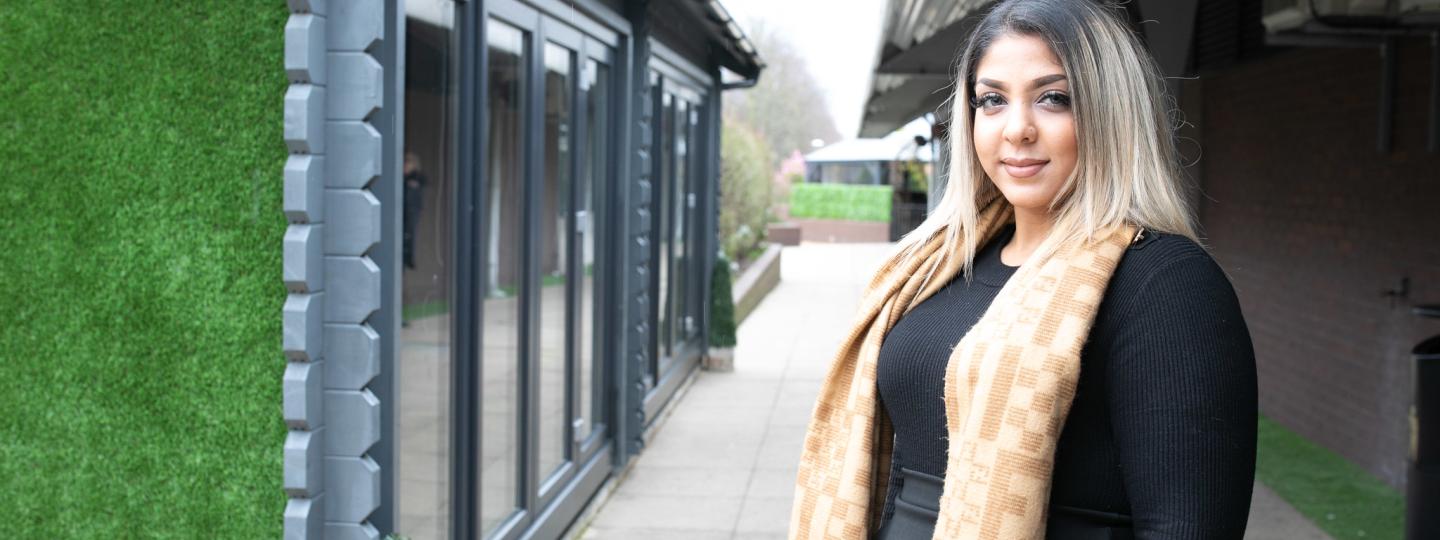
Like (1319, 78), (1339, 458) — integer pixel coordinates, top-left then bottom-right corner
(283, 0), (386, 538)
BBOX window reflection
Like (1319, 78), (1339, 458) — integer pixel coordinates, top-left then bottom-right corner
(650, 79), (712, 383)
(482, 17), (525, 534)
(398, 2), (457, 538)
(578, 59), (609, 442)
(539, 40), (574, 483)
(673, 99), (689, 350)
(655, 88), (675, 376)
(683, 104), (702, 342)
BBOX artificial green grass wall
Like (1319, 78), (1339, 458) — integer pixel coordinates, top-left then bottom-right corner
(0, 1), (288, 536)
(789, 183), (893, 222)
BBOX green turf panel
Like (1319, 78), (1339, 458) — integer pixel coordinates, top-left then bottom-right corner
(0, 1), (289, 536)
(789, 183), (892, 222)
(1257, 416), (1404, 539)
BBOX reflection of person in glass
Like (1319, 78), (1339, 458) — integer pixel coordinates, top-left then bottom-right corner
(403, 152), (427, 270)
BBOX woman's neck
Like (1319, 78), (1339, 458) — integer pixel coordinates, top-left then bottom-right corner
(1000, 206), (1054, 267)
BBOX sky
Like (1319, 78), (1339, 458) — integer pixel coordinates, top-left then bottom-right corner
(719, 0), (902, 140)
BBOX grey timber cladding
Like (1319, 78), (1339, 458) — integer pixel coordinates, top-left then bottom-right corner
(282, 0), (385, 537)
(625, 9), (654, 456)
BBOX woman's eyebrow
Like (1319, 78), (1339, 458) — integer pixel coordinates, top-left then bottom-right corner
(976, 74), (1068, 90)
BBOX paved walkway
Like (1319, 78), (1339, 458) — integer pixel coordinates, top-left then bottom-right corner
(575, 242), (1331, 539)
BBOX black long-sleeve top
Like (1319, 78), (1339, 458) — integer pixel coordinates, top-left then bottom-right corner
(875, 224), (1258, 538)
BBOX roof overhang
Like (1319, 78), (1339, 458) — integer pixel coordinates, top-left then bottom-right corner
(858, 0), (993, 137)
(858, 0), (1199, 138)
(678, 0), (766, 80)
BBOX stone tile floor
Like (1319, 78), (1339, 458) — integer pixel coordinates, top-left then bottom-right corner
(571, 242), (1332, 540)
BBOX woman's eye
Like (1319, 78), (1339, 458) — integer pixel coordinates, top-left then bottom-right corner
(1039, 91), (1071, 108)
(971, 93), (1006, 111)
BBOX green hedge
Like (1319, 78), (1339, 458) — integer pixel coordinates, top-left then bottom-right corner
(1256, 416), (1403, 539)
(788, 183), (892, 222)
(0, 2), (288, 537)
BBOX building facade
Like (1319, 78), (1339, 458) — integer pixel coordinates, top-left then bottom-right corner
(280, 0), (762, 538)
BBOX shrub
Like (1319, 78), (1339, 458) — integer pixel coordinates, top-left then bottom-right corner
(709, 255), (737, 348)
(789, 183), (893, 222)
(720, 122), (774, 262)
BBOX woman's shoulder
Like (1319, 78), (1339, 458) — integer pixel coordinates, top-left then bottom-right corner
(1103, 230), (1239, 316)
(1114, 230), (1223, 282)
(1091, 230), (1253, 366)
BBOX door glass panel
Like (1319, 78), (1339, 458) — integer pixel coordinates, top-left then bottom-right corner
(538, 40), (574, 482)
(684, 103), (702, 342)
(672, 99), (688, 351)
(481, 17), (525, 534)
(398, 2), (457, 538)
(655, 89), (675, 375)
(578, 58), (609, 442)
(644, 71), (661, 388)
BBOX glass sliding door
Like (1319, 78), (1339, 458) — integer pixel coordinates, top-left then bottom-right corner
(537, 38), (574, 492)
(398, 1), (458, 539)
(480, 16), (526, 535)
(397, 2), (618, 537)
(671, 98), (690, 349)
(478, 4), (618, 538)
(654, 87), (676, 376)
(644, 66), (709, 417)
(576, 55), (610, 449)
(682, 101), (705, 344)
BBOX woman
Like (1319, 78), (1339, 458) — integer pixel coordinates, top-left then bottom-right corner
(789, 1), (1257, 538)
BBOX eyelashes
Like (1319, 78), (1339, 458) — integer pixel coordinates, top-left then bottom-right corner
(969, 93), (1004, 109)
(969, 90), (1072, 111)
(1041, 91), (1071, 107)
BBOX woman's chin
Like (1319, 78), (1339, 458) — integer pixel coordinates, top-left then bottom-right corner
(995, 184), (1062, 213)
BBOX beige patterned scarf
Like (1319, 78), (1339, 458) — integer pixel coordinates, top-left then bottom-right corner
(788, 198), (1137, 539)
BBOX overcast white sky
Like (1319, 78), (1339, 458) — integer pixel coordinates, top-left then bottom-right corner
(719, 0), (891, 139)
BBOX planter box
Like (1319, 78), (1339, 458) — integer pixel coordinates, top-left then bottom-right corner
(793, 218), (890, 243)
(767, 221), (802, 246)
(732, 243), (782, 326)
(702, 347), (734, 372)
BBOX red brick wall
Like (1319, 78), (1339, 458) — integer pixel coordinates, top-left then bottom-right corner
(1197, 38), (1440, 488)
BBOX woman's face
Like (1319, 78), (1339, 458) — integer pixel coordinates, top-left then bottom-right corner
(971, 33), (1076, 216)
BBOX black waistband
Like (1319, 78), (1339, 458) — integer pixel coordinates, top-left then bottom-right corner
(876, 467), (942, 540)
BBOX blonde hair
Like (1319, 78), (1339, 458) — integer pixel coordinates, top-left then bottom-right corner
(897, 0), (1197, 282)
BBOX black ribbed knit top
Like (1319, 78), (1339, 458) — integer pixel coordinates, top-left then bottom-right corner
(875, 224), (1258, 537)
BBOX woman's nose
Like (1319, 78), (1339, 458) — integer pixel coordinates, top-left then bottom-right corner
(1003, 108), (1037, 145)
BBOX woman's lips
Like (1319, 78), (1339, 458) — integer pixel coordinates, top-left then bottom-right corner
(1002, 159), (1048, 178)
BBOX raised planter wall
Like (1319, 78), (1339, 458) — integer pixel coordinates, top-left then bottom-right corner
(732, 243), (782, 325)
(793, 218), (890, 244)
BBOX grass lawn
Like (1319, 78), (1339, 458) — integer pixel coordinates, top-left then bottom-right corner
(1257, 416), (1405, 539)
(0, 1), (288, 536)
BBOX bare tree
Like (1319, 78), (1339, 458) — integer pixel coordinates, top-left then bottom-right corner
(722, 19), (842, 173)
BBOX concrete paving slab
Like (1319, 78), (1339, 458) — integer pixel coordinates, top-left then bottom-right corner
(1245, 482), (1334, 539)
(582, 527), (732, 540)
(745, 466), (800, 499)
(735, 496), (795, 533)
(613, 464), (753, 498)
(587, 492), (743, 532)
